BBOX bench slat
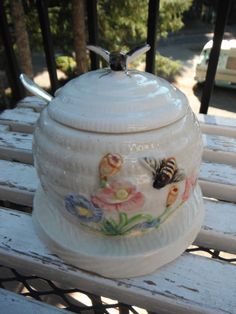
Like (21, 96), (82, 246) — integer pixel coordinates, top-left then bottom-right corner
(0, 158), (235, 205)
(1, 107), (235, 138)
(0, 288), (71, 314)
(0, 207), (235, 314)
(199, 161), (236, 202)
(0, 129), (236, 168)
(0, 107), (235, 139)
(12, 98), (236, 131)
(0, 125), (9, 132)
(0, 108), (39, 133)
(197, 198), (236, 254)
(198, 113), (236, 138)
(0, 160), (37, 206)
(198, 113), (236, 129)
(202, 134), (236, 165)
(0, 164), (236, 254)
(0, 159), (235, 254)
(0, 131), (33, 164)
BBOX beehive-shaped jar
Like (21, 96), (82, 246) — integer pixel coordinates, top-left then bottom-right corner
(33, 67), (204, 278)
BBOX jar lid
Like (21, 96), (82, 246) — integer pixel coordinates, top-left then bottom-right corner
(47, 69), (188, 133)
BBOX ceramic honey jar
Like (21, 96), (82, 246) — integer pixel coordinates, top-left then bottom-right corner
(21, 45), (204, 278)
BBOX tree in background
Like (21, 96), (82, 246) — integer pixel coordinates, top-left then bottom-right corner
(97, 0), (193, 50)
(25, 0), (192, 78)
(1, 0), (193, 87)
(159, 0), (193, 38)
(97, 0), (147, 50)
(72, 0), (88, 74)
(11, 0), (33, 78)
(97, 0), (192, 80)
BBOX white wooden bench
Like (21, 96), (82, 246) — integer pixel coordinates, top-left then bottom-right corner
(0, 97), (235, 314)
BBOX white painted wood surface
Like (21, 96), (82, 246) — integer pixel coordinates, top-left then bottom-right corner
(0, 108), (39, 133)
(198, 113), (236, 138)
(0, 288), (71, 314)
(0, 100), (235, 314)
(202, 133), (236, 165)
(0, 124), (9, 132)
(197, 198), (236, 254)
(0, 160), (38, 206)
(0, 130), (33, 163)
(199, 161), (236, 202)
(200, 161), (236, 186)
(0, 207), (235, 314)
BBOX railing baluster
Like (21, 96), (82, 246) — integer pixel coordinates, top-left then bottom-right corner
(0, 0), (25, 104)
(86, 0), (99, 70)
(145, 0), (160, 74)
(36, 0), (59, 93)
(199, 0), (231, 114)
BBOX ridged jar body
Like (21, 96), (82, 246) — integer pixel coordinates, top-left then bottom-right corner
(33, 69), (203, 237)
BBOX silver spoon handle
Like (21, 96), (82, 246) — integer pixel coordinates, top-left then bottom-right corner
(19, 74), (53, 103)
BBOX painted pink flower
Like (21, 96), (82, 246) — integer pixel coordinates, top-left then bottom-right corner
(91, 180), (145, 212)
(182, 175), (197, 201)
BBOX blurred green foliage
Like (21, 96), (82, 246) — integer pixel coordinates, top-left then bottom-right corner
(22, 0), (192, 54)
(54, 0), (191, 78)
(155, 54), (181, 81)
(56, 55), (76, 76)
(98, 0), (193, 51)
(23, 0), (73, 53)
(158, 0), (193, 38)
(1, 0), (192, 80)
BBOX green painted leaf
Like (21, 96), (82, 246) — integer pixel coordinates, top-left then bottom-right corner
(117, 212), (128, 230)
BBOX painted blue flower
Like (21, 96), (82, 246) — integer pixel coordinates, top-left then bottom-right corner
(136, 217), (161, 230)
(65, 194), (103, 223)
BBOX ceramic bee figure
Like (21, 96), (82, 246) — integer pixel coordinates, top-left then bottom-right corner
(141, 157), (185, 189)
(87, 44), (150, 72)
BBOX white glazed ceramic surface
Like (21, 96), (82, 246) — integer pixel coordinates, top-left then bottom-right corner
(48, 69), (188, 133)
(33, 183), (204, 278)
(32, 68), (204, 277)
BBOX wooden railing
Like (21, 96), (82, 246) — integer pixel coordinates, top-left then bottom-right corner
(0, 0), (232, 113)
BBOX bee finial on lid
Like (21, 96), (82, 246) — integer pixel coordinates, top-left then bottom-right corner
(87, 44), (150, 72)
